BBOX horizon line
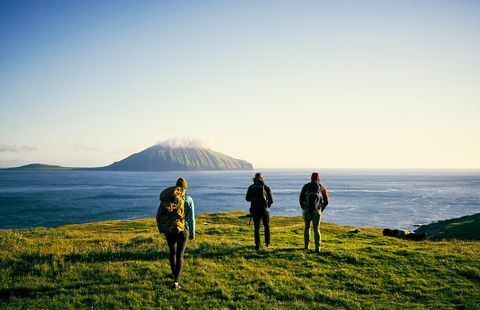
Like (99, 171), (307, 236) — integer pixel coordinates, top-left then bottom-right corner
(1, 162), (480, 172)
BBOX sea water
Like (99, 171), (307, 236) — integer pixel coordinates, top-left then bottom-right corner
(0, 170), (479, 230)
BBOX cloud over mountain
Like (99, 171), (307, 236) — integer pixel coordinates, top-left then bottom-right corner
(156, 137), (213, 149)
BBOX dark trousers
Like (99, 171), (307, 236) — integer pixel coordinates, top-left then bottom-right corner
(165, 229), (189, 283)
(253, 210), (270, 249)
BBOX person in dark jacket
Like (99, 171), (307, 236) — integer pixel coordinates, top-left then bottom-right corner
(246, 172), (274, 251)
(299, 172), (329, 254)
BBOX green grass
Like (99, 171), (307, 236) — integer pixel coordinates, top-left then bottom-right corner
(1, 211), (479, 309)
(415, 213), (480, 241)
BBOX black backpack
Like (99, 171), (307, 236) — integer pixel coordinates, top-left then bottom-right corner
(304, 183), (323, 213)
(251, 184), (268, 207)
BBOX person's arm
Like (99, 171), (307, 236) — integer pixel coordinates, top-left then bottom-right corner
(321, 185), (329, 210)
(189, 197), (195, 239)
(299, 184), (307, 209)
(185, 196), (195, 239)
(266, 186), (273, 207)
(245, 185), (252, 202)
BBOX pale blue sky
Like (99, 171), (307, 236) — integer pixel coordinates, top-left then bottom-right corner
(1, 0), (479, 168)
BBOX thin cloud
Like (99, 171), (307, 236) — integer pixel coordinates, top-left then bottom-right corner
(156, 137), (214, 149)
(0, 143), (37, 152)
(21, 145), (37, 151)
(0, 144), (16, 152)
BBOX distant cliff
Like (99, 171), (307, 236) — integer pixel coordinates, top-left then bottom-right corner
(102, 145), (253, 171)
(2, 164), (73, 171)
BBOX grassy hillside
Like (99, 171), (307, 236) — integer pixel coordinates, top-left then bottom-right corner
(1, 212), (479, 309)
(415, 213), (480, 241)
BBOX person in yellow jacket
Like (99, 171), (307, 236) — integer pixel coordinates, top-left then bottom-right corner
(157, 178), (195, 290)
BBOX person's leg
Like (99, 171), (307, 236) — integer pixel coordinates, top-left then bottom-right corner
(304, 211), (312, 250)
(312, 212), (322, 252)
(262, 210), (270, 246)
(173, 229), (189, 284)
(253, 215), (261, 250)
(166, 233), (177, 277)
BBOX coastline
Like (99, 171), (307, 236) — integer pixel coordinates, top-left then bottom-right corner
(1, 211), (479, 242)
(1, 169), (479, 231)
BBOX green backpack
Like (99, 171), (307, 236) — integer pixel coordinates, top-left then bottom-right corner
(156, 186), (186, 234)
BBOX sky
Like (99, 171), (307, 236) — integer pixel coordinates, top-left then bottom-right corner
(1, 0), (479, 169)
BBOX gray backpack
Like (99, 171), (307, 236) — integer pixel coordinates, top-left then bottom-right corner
(304, 182), (323, 213)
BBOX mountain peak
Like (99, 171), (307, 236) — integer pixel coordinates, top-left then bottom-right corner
(104, 145), (253, 171)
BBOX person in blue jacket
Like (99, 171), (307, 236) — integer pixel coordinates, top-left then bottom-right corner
(184, 193), (195, 240)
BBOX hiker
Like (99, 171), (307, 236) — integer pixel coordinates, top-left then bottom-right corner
(156, 177), (195, 290)
(299, 172), (329, 253)
(246, 172), (274, 251)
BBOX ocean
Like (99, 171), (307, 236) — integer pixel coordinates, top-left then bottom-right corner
(0, 170), (479, 230)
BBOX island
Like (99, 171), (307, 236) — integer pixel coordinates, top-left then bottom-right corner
(2, 145), (253, 171)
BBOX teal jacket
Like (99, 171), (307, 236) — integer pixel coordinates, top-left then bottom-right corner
(184, 195), (195, 235)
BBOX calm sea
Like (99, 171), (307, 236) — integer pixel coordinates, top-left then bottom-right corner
(0, 170), (479, 230)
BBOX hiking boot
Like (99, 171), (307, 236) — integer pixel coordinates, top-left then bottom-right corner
(266, 244), (271, 248)
(171, 282), (181, 291)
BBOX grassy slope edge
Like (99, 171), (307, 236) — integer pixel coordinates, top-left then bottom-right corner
(415, 213), (480, 241)
(1, 211), (479, 309)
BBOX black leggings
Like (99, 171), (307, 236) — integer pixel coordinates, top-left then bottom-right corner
(166, 230), (189, 283)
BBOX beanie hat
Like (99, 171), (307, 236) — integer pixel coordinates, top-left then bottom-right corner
(253, 172), (264, 182)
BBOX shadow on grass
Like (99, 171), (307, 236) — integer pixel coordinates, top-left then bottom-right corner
(4, 244), (312, 284)
(3, 250), (169, 274)
(64, 250), (168, 263)
(187, 242), (307, 261)
(64, 245), (302, 263)
(0, 286), (56, 300)
(6, 244), (316, 269)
